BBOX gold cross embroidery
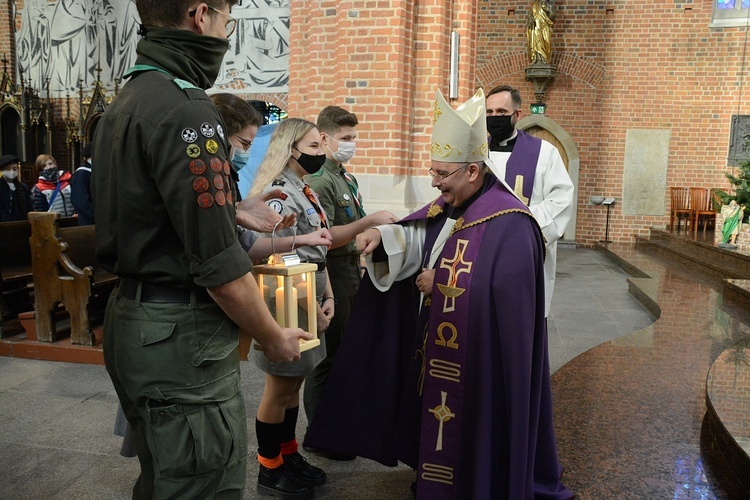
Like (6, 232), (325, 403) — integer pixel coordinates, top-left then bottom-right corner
(437, 239), (472, 312)
(428, 391), (455, 451)
(433, 100), (442, 123)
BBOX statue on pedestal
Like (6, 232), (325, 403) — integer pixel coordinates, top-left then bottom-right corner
(719, 200), (745, 249)
(527, 0), (555, 64)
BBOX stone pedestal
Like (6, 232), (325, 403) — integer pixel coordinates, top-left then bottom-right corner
(525, 62), (556, 103)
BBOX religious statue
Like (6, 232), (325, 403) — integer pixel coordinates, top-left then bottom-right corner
(527, 0), (555, 65)
(720, 200), (745, 248)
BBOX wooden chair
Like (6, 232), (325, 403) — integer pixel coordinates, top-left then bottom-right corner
(690, 187), (717, 234)
(669, 187), (692, 232)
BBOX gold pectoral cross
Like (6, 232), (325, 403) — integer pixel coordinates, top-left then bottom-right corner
(514, 175), (529, 205)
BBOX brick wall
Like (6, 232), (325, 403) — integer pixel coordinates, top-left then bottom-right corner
(3, 1), (750, 245)
(476, 0), (750, 245)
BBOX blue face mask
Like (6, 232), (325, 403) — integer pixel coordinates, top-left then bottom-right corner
(231, 147), (251, 172)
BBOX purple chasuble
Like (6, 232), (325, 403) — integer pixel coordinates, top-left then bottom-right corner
(306, 176), (573, 499)
(504, 130), (542, 205)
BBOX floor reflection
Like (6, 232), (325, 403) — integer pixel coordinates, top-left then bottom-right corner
(553, 243), (750, 498)
(707, 336), (750, 458)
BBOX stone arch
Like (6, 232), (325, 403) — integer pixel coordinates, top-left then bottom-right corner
(516, 114), (580, 242)
(476, 51), (606, 90)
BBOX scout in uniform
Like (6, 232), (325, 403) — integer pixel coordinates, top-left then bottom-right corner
(302, 106), (398, 457)
(249, 117), (333, 499)
(93, 3), (308, 498)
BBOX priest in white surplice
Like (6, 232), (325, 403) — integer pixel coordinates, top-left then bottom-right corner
(485, 85), (574, 316)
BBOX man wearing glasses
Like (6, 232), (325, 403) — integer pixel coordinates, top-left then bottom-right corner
(306, 89), (572, 499)
(93, 2), (309, 498)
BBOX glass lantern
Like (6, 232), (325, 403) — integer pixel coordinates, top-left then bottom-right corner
(252, 260), (321, 353)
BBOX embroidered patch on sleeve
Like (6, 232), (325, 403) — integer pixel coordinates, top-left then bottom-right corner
(197, 192), (214, 208)
(215, 191), (226, 206)
(210, 158), (223, 173)
(200, 122), (215, 138)
(189, 159), (206, 175)
(193, 177), (209, 193)
(182, 128), (198, 143)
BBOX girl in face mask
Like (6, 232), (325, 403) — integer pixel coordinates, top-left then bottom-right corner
(0, 155), (32, 222)
(31, 154), (75, 216)
(248, 118), (334, 495)
(210, 93), (262, 176)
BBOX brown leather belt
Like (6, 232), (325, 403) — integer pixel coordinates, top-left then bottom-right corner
(119, 279), (213, 304)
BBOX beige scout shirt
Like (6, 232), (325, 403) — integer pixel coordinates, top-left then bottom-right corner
(257, 169), (328, 265)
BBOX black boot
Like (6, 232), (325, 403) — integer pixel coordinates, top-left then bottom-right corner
(283, 452), (327, 486)
(257, 464), (314, 499)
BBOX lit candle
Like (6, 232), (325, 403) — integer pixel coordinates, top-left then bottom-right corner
(275, 276), (286, 327)
(295, 274), (308, 310)
(275, 276), (298, 328)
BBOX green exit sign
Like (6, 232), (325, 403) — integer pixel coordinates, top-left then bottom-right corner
(530, 103), (546, 114)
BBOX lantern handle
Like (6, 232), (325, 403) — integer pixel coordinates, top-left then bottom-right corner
(271, 218), (297, 256)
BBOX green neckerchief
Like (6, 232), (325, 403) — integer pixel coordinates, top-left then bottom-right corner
(134, 26), (229, 89)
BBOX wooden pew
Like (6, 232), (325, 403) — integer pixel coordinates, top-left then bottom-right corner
(0, 217), (77, 337)
(28, 212), (116, 346)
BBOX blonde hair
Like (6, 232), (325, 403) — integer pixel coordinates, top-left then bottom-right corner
(249, 118), (318, 196)
(34, 154), (57, 173)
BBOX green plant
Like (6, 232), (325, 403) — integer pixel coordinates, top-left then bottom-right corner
(717, 155), (750, 222)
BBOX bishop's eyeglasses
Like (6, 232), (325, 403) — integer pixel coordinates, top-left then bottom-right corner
(428, 163), (469, 181)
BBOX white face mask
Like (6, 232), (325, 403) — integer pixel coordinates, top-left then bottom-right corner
(2, 169), (18, 181)
(327, 136), (356, 164)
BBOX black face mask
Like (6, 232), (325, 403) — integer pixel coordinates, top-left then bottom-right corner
(41, 169), (60, 183)
(486, 114), (516, 143)
(294, 148), (326, 174)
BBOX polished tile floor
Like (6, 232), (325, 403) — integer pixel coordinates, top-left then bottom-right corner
(0, 246), (747, 498)
(553, 242), (750, 499)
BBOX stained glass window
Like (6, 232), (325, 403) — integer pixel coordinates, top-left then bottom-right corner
(713, 0), (750, 26)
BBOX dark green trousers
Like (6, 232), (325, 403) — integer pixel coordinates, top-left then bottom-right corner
(103, 286), (247, 499)
(303, 257), (361, 427)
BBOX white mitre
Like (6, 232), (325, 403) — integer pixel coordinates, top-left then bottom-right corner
(430, 88), (489, 163)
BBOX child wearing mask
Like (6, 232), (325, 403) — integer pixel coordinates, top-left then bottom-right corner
(0, 155), (31, 222)
(31, 154), (75, 216)
(248, 118), (333, 499)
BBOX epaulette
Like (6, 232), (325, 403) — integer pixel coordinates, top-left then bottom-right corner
(272, 179), (286, 187)
(172, 78), (200, 90)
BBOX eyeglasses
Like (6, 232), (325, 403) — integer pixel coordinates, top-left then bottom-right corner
(189, 5), (237, 37)
(428, 163), (469, 181)
(234, 134), (252, 151)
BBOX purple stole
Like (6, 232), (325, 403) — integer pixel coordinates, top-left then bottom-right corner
(403, 180), (532, 497)
(504, 130), (542, 205)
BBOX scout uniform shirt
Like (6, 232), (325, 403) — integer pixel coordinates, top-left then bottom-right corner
(94, 66), (250, 288)
(252, 169), (329, 375)
(258, 170), (328, 266)
(305, 158), (362, 258)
